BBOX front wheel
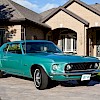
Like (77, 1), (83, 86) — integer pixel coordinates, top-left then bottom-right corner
(34, 67), (49, 90)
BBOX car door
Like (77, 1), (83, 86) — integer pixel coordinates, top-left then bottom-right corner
(1, 43), (23, 75)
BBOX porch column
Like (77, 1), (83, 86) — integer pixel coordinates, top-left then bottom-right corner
(77, 26), (87, 56)
(84, 27), (88, 56)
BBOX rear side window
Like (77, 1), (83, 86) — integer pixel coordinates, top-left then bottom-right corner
(3, 43), (22, 54)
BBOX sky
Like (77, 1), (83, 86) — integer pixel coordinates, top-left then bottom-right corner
(12, 0), (100, 13)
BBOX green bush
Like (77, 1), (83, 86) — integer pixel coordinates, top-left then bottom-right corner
(98, 73), (100, 76)
(93, 73), (100, 81)
(9, 45), (21, 50)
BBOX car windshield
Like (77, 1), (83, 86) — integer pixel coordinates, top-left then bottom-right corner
(22, 42), (62, 54)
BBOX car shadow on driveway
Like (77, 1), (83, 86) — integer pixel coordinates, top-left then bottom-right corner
(2, 74), (33, 81)
(60, 80), (100, 87)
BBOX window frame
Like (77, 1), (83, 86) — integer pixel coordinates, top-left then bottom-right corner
(60, 34), (77, 53)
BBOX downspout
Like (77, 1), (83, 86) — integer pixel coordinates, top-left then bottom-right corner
(84, 25), (89, 56)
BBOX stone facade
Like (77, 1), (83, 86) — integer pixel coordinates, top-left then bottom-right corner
(0, 0), (100, 58)
(42, 0), (100, 58)
(45, 10), (87, 55)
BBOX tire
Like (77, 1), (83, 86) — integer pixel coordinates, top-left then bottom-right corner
(0, 70), (3, 78)
(77, 80), (90, 86)
(33, 67), (49, 90)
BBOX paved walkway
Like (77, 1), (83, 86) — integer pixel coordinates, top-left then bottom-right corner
(0, 76), (100, 100)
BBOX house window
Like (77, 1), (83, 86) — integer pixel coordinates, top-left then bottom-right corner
(73, 38), (77, 51)
(61, 34), (77, 53)
(96, 30), (100, 57)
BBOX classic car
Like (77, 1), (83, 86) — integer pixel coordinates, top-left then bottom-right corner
(0, 40), (100, 90)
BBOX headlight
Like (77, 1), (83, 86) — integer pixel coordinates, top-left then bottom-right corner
(65, 64), (72, 71)
(94, 63), (99, 69)
(52, 64), (58, 71)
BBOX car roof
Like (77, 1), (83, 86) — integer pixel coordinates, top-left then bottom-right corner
(0, 40), (53, 51)
(6, 40), (52, 44)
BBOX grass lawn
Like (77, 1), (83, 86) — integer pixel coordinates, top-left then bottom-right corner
(98, 73), (100, 76)
(94, 73), (100, 81)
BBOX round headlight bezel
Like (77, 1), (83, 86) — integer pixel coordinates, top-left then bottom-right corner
(65, 64), (72, 71)
(52, 64), (58, 71)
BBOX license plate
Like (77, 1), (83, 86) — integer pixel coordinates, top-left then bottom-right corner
(81, 74), (91, 81)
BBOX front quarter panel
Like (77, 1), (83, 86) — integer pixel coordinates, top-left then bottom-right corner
(21, 55), (55, 78)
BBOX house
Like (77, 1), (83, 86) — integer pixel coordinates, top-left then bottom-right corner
(0, 0), (100, 58)
(0, 0), (51, 45)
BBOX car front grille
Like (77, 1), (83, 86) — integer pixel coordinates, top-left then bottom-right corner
(72, 63), (94, 70)
(65, 62), (95, 72)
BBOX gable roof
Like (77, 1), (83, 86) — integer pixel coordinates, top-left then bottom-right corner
(9, 0), (41, 22)
(63, 0), (100, 16)
(0, 0), (24, 20)
(0, 0), (50, 28)
(91, 3), (100, 12)
(40, 8), (56, 19)
(41, 6), (89, 26)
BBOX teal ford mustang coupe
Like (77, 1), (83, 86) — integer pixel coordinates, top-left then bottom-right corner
(0, 40), (100, 90)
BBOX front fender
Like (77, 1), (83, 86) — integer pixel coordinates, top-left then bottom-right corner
(32, 62), (53, 76)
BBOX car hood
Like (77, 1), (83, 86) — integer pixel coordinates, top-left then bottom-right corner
(27, 53), (99, 63)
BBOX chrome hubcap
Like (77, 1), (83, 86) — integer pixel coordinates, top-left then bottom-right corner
(34, 69), (41, 87)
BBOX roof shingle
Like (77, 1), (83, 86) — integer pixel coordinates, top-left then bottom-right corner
(40, 8), (56, 19)
(0, 0), (50, 28)
(91, 3), (100, 12)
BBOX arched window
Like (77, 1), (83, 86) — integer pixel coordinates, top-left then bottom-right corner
(59, 33), (77, 53)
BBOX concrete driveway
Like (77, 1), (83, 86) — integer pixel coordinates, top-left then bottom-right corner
(0, 76), (100, 100)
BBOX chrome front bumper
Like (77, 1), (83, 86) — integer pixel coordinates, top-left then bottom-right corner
(51, 69), (100, 76)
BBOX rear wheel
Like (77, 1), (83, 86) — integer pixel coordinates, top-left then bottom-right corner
(34, 67), (49, 90)
(77, 80), (90, 86)
(0, 70), (3, 78)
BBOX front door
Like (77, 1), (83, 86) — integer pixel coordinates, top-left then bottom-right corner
(0, 29), (5, 46)
(97, 45), (100, 57)
(96, 30), (100, 57)
(1, 43), (23, 74)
